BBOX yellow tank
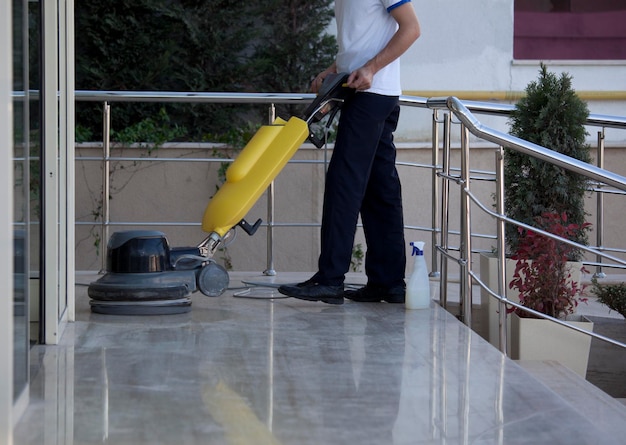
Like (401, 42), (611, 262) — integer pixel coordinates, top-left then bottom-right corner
(201, 116), (309, 237)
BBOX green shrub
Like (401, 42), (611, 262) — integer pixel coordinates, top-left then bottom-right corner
(590, 278), (626, 319)
(505, 63), (592, 259)
(75, 0), (337, 140)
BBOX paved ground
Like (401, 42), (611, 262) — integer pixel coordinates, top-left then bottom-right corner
(440, 272), (626, 401)
(577, 273), (626, 400)
(586, 316), (626, 399)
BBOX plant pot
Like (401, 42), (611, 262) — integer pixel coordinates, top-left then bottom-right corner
(479, 252), (585, 353)
(510, 312), (594, 377)
(479, 253), (515, 347)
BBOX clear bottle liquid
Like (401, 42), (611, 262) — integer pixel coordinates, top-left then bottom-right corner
(406, 241), (431, 310)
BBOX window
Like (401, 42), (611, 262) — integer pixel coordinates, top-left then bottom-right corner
(514, 0), (626, 60)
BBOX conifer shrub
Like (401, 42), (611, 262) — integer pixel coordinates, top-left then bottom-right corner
(505, 63), (592, 260)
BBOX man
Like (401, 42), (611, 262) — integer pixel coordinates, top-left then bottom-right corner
(278, 0), (421, 304)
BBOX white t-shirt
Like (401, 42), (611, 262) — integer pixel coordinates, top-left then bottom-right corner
(335, 0), (410, 96)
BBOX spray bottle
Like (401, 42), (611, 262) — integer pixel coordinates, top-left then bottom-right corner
(406, 241), (431, 309)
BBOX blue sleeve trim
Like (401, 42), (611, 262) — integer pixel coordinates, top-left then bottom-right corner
(387, 0), (411, 13)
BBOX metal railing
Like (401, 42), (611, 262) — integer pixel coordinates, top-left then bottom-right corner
(77, 91), (626, 273)
(75, 91), (433, 273)
(424, 96), (626, 353)
(75, 90), (626, 354)
(77, 91), (319, 273)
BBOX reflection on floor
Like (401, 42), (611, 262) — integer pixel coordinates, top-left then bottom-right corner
(13, 273), (626, 444)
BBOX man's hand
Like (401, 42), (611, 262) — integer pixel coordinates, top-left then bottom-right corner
(310, 63), (338, 94)
(346, 66), (376, 91)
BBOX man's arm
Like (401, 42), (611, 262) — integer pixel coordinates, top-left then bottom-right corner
(347, 3), (421, 91)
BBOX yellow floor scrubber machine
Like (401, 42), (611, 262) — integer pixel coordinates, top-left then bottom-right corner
(88, 74), (353, 315)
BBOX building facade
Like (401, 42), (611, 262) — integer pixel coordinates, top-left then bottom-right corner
(2, 1), (626, 443)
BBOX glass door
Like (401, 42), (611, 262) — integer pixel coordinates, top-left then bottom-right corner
(27, 0), (42, 346)
(12, 0), (32, 407)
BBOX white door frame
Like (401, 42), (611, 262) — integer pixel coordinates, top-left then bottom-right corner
(42, 0), (75, 345)
(0, 0), (14, 440)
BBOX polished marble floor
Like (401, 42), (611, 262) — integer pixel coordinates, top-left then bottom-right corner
(13, 272), (626, 444)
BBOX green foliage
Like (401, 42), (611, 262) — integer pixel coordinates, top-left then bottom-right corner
(251, 0), (337, 118)
(505, 64), (592, 258)
(75, 1), (337, 140)
(75, 0), (259, 139)
(111, 108), (186, 152)
(590, 278), (626, 319)
(351, 243), (364, 273)
(75, 125), (94, 144)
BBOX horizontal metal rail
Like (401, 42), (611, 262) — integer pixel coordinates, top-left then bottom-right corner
(76, 91), (626, 129)
(437, 97), (626, 191)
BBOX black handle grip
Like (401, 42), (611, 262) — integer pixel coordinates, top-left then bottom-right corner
(308, 132), (325, 149)
(237, 218), (263, 236)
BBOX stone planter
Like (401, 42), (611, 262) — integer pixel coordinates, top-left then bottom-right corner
(510, 312), (594, 377)
(479, 252), (589, 376)
(478, 252), (515, 348)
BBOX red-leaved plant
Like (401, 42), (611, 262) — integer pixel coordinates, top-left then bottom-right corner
(508, 212), (590, 319)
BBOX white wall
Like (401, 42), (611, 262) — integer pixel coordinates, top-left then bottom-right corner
(407, 0), (626, 93)
(0, 0), (14, 441)
(398, 1), (626, 142)
(406, 0), (514, 91)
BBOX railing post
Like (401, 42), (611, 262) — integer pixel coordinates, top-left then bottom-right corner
(495, 147), (508, 354)
(430, 109), (441, 278)
(264, 103), (277, 276)
(459, 124), (472, 327)
(439, 112), (452, 309)
(594, 128), (606, 279)
(101, 101), (111, 273)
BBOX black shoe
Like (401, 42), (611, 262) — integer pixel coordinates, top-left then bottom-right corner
(344, 284), (405, 304)
(278, 280), (344, 305)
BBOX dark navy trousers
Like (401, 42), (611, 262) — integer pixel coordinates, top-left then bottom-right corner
(312, 92), (406, 288)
